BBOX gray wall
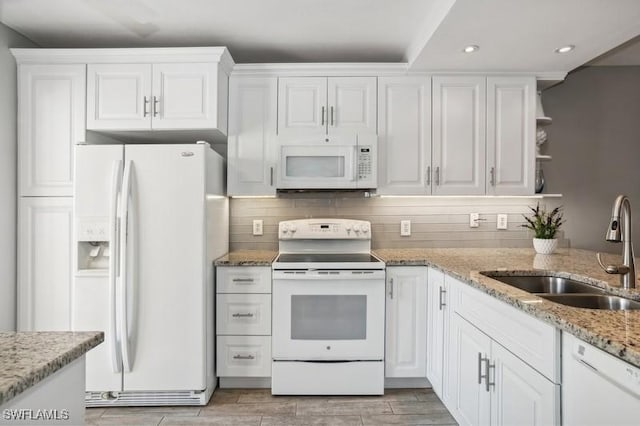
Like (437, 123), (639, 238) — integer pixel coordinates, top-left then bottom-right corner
(0, 23), (36, 331)
(230, 196), (564, 251)
(543, 66), (640, 253)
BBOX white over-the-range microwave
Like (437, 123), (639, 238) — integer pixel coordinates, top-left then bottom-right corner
(276, 134), (377, 190)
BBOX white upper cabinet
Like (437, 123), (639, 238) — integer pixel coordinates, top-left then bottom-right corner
(278, 76), (376, 137)
(87, 62), (228, 132)
(432, 76), (487, 195)
(385, 267), (428, 378)
(486, 77), (536, 195)
(377, 76), (431, 195)
(227, 76), (278, 196)
(87, 63), (151, 130)
(18, 64), (86, 196)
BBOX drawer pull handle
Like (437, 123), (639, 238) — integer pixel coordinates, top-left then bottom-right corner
(232, 313), (254, 318)
(232, 278), (255, 283)
(233, 354), (255, 360)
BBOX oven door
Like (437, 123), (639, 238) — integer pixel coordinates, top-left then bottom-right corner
(277, 145), (357, 189)
(272, 270), (385, 361)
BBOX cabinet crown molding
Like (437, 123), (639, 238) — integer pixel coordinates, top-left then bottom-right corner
(11, 47), (235, 74)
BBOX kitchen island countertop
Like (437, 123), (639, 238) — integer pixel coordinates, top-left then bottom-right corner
(0, 331), (103, 406)
(374, 247), (640, 368)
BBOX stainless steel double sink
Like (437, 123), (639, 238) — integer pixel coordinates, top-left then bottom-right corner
(480, 273), (640, 311)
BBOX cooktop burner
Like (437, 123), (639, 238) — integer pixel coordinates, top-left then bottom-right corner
(276, 253), (380, 263)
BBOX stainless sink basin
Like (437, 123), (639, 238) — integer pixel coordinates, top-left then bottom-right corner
(539, 294), (640, 310)
(481, 274), (606, 294)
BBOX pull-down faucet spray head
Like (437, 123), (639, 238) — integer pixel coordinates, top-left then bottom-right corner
(606, 216), (622, 242)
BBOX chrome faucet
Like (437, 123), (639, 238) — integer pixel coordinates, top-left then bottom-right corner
(597, 195), (636, 289)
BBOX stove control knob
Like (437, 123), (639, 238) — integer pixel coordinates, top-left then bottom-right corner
(353, 224), (361, 233)
(345, 224), (352, 234)
(362, 224), (370, 233)
(290, 224), (297, 233)
(281, 224), (289, 234)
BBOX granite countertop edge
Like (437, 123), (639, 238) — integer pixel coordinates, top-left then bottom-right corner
(0, 331), (104, 406)
(214, 250), (278, 266)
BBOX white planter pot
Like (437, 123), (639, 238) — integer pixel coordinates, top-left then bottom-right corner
(533, 238), (558, 255)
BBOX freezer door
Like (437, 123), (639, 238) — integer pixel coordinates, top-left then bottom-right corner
(73, 144), (124, 392)
(122, 144), (207, 391)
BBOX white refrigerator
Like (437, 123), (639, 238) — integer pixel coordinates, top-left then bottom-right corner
(73, 142), (228, 406)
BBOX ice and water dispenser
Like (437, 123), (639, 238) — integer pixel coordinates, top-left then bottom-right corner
(76, 219), (110, 271)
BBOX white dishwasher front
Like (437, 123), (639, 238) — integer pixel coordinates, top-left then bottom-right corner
(563, 333), (640, 426)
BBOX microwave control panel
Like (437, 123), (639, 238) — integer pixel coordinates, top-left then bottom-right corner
(357, 146), (373, 181)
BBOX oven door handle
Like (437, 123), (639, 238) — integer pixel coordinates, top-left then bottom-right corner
(273, 270), (386, 280)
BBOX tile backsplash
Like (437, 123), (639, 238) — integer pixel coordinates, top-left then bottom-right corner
(229, 195), (566, 251)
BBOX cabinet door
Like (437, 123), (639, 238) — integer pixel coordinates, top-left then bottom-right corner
(227, 77), (278, 196)
(490, 342), (559, 426)
(377, 76), (432, 195)
(486, 77), (536, 196)
(426, 267), (446, 396)
(432, 76), (486, 195)
(17, 197), (73, 331)
(327, 77), (377, 135)
(152, 63), (224, 131)
(278, 77), (327, 137)
(385, 267), (428, 378)
(18, 64), (85, 197)
(87, 63), (152, 130)
(448, 314), (491, 426)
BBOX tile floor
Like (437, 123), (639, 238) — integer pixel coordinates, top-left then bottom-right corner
(86, 388), (457, 425)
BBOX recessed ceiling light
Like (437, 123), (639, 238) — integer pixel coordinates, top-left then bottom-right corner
(554, 45), (575, 54)
(463, 45), (479, 53)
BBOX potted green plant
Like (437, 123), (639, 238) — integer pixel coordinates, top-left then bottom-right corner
(522, 204), (564, 254)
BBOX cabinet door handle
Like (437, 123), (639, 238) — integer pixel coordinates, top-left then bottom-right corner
(438, 287), (447, 310)
(232, 313), (254, 318)
(478, 352), (489, 385)
(270, 167), (274, 186)
(321, 106), (325, 126)
(435, 167), (440, 186)
(389, 278), (394, 299)
(330, 106), (335, 126)
(153, 96), (159, 117)
(490, 167), (496, 186)
(426, 166), (431, 186)
(232, 278), (255, 283)
(486, 359), (496, 392)
(143, 96), (150, 117)
(233, 354), (255, 360)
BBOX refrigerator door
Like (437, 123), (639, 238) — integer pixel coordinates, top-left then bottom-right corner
(122, 144), (207, 391)
(73, 144), (124, 392)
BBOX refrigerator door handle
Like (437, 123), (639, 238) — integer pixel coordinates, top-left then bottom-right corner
(120, 160), (135, 373)
(109, 160), (123, 373)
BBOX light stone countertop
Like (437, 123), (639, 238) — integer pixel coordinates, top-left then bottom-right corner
(0, 331), (103, 406)
(373, 247), (640, 368)
(214, 250), (278, 266)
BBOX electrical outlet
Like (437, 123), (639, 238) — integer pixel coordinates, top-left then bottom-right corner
(469, 213), (480, 228)
(252, 219), (263, 236)
(497, 214), (508, 230)
(400, 220), (411, 236)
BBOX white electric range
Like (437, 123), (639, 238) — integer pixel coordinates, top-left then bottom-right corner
(271, 219), (385, 395)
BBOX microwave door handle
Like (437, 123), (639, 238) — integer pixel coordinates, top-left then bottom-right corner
(352, 147), (357, 182)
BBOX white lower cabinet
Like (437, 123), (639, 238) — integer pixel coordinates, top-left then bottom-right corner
(17, 197), (73, 331)
(385, 267), (428, 378)
(426, 267), (449, 398)
(216, 266), (272, 379)
(449, 314), (559, 426)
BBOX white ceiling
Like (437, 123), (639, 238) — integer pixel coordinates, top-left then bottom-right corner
(1, 0), (639, 72)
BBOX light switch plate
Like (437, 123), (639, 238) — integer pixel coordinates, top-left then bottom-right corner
(253, 220), (264, 236)
(497, 214), (508, 230)
(400, 220), (411, 236)
(469, 213), (480, 228)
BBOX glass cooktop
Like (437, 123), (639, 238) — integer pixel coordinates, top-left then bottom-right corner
(275, 253), (380, 263)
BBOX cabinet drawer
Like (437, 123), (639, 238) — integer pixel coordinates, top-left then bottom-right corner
(217, 294), (271, 335)
(449, 276), (560, 383)
(217, 336), (271, 377)
(217, 267), (272, 293)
